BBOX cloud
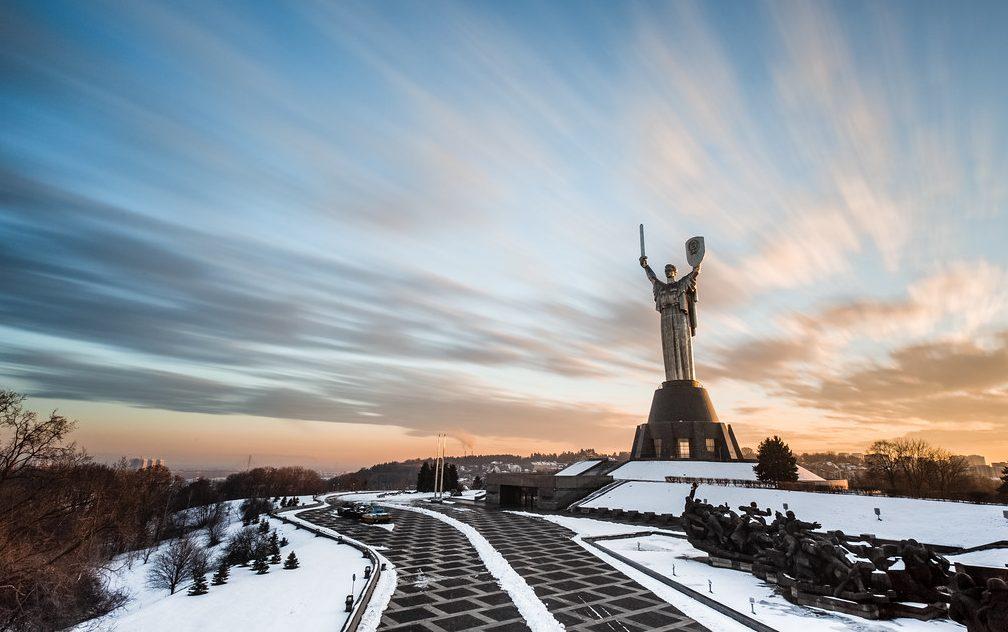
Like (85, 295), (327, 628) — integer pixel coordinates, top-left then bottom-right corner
(2, 1), (1007, 460)
(781, 332), (1008, 430)
(0, 344), (638, 445)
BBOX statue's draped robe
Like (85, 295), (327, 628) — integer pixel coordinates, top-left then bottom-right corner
(645, 265), (698, 381)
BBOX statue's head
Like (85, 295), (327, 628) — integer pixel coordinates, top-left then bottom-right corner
(665, 264), (677, 280)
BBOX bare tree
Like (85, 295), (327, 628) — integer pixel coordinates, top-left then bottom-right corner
(928, 450), (969, 497)
(204, 503), (230, 547)
(147, 536), (206, 595)
(865, 440), (902, 491)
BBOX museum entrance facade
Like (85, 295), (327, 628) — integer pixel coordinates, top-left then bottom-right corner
(499, 484), (537, 509)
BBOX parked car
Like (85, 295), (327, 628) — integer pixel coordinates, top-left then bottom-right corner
(337, 502), (367, 519)
(360, 506), (391, 524)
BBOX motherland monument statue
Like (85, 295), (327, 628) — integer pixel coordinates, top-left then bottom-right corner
(638, 226), (704, 381)
(630, 228), (742, 461)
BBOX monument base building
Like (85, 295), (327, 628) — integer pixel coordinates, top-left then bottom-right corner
(629, 379), (742, 461)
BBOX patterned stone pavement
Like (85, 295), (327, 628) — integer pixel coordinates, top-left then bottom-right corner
(298, 505), (529, 631)
(423, 504), (706, 632)
(297, 501), (707, 632)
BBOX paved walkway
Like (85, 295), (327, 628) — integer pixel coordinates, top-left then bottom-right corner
(423, 504), (705, 632)
(298, 505), (528, 631)
(297, 502), (707, 632)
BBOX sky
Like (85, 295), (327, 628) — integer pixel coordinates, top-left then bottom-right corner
(1, 1), (1006, 471)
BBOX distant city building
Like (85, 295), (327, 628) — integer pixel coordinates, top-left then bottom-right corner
(127, 457), (144, 470)
(959, 455), (997, 479)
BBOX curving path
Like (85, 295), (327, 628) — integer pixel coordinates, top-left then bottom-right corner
(297, 501), (707, 632)
(298, 504), (529, 631)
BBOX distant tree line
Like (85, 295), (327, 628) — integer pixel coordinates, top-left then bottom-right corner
(327, 449), (628, 492)
(0, 390), (325, 632)
(415, 461), (460, 493)
(754, 435), (1003, 503)
(856, 438), (998, 501)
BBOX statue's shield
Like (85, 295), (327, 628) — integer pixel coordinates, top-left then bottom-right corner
(685, 236), (705, 267)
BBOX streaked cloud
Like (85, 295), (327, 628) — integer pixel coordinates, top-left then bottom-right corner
(1, 0), (1006, 466)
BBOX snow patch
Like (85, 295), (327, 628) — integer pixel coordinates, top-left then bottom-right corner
(947, 547), (1008, 568)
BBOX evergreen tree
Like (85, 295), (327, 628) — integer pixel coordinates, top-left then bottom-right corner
(416, 462), (433, 492)
(251, 553), (269, 574)
(187, 567), (209, 596)
(999, 465), (1008, 497)
(258, 519), (269, 534)
(472, 475), (483, 490)
(279, 536), (289, 547)
(444, 463), (461, 493)
(283, 551), (300, 570)
(269, 531), (279, 553)
(754, 435), (799, 482)
(269, 551), (281, 565)
(210, 561), (229, 585)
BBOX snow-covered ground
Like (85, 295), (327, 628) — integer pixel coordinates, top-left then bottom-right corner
(609, 460), (824, 482)
(284, 505), (397, 632)
(582, 481), (1008, 547)
(78, 501), (369, 632)
(391, 504), (563, 632)
(947, 546), (1008, 569)
(602, 534), (960, 632)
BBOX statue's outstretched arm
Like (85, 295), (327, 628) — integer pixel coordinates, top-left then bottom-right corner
(640, 257), (660, 286)
(684, 265), (700, 294)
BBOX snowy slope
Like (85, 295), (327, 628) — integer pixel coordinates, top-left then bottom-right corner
(582, 480), (1008, 547)
(78, 505), (366, 631)
(609, 460), (825, 482)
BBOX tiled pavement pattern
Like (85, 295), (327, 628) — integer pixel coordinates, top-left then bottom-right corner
(423, 505), (706, 632)
(298, 505), (530, 631)
(298, 502), (707, 632)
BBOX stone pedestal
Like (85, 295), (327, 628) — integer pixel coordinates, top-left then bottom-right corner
(630, 380), (742, 460)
